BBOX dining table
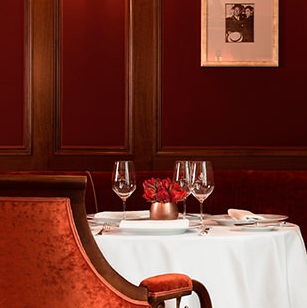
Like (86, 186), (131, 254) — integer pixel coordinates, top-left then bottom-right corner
(91, 216), (307, 308)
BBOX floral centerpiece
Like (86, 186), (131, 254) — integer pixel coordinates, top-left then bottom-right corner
(143, 177), (187, 220)
(143, 177), (187, 203)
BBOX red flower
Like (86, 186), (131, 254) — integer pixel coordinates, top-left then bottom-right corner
(143, 177), (187, 203)
(170, 182), (187, 203)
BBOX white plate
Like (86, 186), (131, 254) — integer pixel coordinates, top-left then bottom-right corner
(238, 225), (276, 232)
(211, 214), (288, 226)
(93, 210), (150, 223)
(119, 226), (189, 235)
(184, 213), (211, 220)
(119, 219), (197, 235)
(184, 213), (201, 220)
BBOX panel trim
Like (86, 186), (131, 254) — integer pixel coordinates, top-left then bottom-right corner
(155, 146), (307, 157)
(0, 0), (31, 156)
(54, 0), (133, 156)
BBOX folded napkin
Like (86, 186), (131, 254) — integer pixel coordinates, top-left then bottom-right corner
(119, 219), (190, 230)
(228, 209), (264, 221)
(94, 210), (149, 221)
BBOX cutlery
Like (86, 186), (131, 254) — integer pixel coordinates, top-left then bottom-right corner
(96, 223), (112, 235)
(199, 227), (211, 236)
(233, 220), (289, 227)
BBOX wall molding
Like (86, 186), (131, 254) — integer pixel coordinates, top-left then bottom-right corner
(54, 0), (133, 156)
(0, 0), (31, 156)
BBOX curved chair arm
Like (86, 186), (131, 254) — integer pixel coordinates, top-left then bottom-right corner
(140, 274), (212, 308)
(192, 279), (213, 308)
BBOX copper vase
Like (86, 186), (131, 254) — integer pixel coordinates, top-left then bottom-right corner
(150, 202), (179, 220)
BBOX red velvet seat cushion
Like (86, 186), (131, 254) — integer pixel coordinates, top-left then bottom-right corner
(140, 273), (192, 297)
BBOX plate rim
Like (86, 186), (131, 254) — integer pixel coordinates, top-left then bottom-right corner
(93, 210), (150, 222)
(210, 213), (288, 225)
(119, 226), (190, 235)
(118, 220), (200, 235)
(238, 225), (277, 232)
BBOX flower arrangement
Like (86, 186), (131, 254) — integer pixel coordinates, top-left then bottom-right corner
(143, 177), (187, 203)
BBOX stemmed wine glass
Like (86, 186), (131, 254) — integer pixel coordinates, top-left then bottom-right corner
(190, 161), (215, 225)
(173, 160), (192, 219)
(112, 160), (136, 220)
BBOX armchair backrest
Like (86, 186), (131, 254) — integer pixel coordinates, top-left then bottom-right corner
(0, 174), (149, 305)
(0, 196), (149, 307)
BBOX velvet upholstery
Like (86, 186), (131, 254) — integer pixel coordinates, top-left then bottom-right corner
(140, 274), (212, 308)
(140, 273), (192, 307)
(0, 197), (150, 307)
(140, 274), (192, 297)
(140, 274), (213, 308)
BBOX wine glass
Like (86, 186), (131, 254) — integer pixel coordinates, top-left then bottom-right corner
(190, 161), (214, 225)
(173, 160), (192, 219)
(112, 160), (136, 220)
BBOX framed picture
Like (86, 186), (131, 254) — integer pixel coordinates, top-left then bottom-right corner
(201, 0), (279, 67)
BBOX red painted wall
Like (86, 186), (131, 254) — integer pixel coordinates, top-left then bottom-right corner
(161, 0), (307, 147)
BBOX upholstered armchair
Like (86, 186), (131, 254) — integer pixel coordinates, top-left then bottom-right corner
(0, 175), (212, 307)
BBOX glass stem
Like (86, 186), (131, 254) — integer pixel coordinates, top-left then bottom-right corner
(122, 200), (127, 220)
(182, 199), (187, 219)
(200, 202), (204, 225)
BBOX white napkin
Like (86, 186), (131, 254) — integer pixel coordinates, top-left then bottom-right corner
(228, 209), (264, 221)
(119, 219), (190, 230)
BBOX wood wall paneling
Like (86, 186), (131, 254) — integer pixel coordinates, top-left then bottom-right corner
(0, 0), (307, 172)
(56, 0), (130, 155)
(51, 0), (136, 171)
(131, 0), (159, 170)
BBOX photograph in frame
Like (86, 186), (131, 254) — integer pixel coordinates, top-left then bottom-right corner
(201, 0), (279, 67)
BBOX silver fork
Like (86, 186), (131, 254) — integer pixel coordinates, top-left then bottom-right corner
(199, 226), (211, 236)
(96, 223), (112, 235)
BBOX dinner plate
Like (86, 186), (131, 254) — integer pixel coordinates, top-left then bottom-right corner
(119, 219), (198, 235)
(238, 225), (277, 232)
(119, 226), (188, 235)
(184, 213), (211, 220)
(210, 214), (288, 226)
(93, 210), (150, 223)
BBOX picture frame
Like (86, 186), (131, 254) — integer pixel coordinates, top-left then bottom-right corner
(201, 0), (279, 67)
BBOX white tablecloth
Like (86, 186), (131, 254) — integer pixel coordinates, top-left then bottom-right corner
(94, 224), (307, 308)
